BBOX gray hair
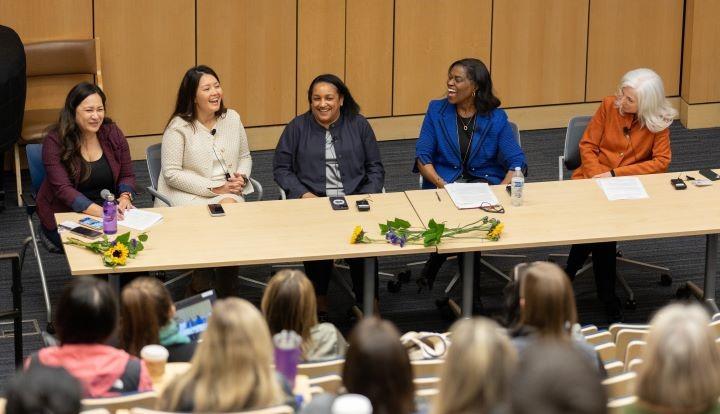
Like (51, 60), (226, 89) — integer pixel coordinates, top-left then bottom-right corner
(615, 68), (677, 133)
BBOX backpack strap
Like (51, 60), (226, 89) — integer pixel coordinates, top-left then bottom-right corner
(109, 358), (141, 393)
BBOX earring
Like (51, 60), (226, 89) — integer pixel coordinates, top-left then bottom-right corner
(472, 91), (477, 97)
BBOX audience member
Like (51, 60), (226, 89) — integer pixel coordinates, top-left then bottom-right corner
(25, 277), (152, 397)
(37, 82), (135, 252)
(627, 303), (720, 414)
(159, 298), (285, 412)
(565, 68), (677, 322)
(432, 317), (517, 414)
(510, 340), (607, 414)
(5, 365), (82, 414)
(121, 277), (195, 362)
(274, 73), (385, 316)
(261, 269), (347, 361)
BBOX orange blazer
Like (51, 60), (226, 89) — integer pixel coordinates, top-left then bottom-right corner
(572, 96), (671, 179)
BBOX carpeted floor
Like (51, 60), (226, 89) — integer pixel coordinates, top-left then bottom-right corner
(0, 120), (719, 386)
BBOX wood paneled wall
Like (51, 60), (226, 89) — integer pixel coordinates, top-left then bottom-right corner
(1, 0), (718, 151)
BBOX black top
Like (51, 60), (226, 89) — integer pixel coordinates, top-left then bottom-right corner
(457, 113), (477, 180)
(77, 154), (114, 205)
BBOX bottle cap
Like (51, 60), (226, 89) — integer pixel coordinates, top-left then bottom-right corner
(331, 394), (372, 414)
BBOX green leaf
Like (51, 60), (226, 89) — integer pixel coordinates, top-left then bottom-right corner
(138, 233), (148, 242)
(115, 232), (131, 244)
(392, 218), (411, 229)
(379, 223), (388, 234)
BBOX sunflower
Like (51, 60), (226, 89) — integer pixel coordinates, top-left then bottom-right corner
(104, 242), (129, 266)
(487, 222), (505, 241)
(349, 226), (366, 244)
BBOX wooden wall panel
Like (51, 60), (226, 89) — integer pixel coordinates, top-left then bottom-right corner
(94, 0), (195, 136)
(0, 0), (93, 110)
(197, 0), (296, 127)
(393, 0), (491, 116)
(587, 0), (682, 101)
(297, 0), (345, 114)
(492, 0), (588, 108)
(682, 0), (720, 104)
(346, 0), (393, 118)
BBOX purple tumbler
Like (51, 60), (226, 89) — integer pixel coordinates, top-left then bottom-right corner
(273, 330), (302, 388)
(103, 192), (117, 235)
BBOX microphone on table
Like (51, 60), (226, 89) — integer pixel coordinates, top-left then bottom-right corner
(211, 128), (216, 136)
(100, 189), (112, 201)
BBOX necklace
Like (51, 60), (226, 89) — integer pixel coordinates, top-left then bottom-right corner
(458, 113), (475, 131)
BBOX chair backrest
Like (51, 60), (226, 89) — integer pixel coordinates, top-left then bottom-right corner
(602, 371), (637, 400)
(624, 341), (647, 368)
(25, 143), (45, 195)
(82, 391), (158, 413)
(563, 115), (592, 171)
(307, 374), (343, 395)
(608, 323), (650, 342)
(24, 39), (103, 88)
(0, 25), (26, 152)
(607, 395), (638, 414)
(297, 358), (344, 379)
(146, 143), (162, 191)
(411, 358), (444, 378)
(615, 329), (648, 362)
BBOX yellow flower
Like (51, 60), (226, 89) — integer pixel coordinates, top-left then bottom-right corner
(104, 242), (129, 266)
(350, 226), (365, 244)
(487, 223), (504, 241)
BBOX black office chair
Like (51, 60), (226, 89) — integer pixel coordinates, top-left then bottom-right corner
(548, 115), (672, 308)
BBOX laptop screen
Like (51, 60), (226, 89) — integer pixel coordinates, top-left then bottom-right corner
(174, 289), (216, 341)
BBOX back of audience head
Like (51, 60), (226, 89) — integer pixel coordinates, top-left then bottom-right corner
(433, 317), (517, 414)
(261, 269), (318, 356)
(160, 297), (282, 412)
(120, 276), (173, 357)
(518, 261), (577, 338)
(343, 317), (414, 414)
(635, 303), (720, 414)
(6, 365), (82, 414)
(55, 277), (117, 345)
(510, 340), (606, 414)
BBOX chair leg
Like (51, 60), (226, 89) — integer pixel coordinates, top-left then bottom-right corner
(27, 216), (52, 329)
(479, 258), (511, 283)
(616, 257), (670, 273)
(14, 144), (23, 207)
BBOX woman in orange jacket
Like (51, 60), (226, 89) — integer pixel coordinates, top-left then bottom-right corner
(566, 68), (677, 322)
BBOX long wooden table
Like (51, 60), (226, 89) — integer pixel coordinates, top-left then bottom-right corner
(406, 171), (720, 316)
(56, 192), (434, 315)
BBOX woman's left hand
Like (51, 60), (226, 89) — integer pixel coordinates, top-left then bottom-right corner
(230, 172), (246, 188)
(593, 171), (612, 178)
(118, 194), (134, 215)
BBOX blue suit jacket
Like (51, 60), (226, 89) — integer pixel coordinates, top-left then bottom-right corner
(414, 99), (526, 188)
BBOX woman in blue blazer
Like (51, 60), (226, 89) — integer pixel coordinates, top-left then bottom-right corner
(414, 58), (527, 295)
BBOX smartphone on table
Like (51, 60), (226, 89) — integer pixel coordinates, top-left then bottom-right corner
(70, 225), (103, 239)
(79, 216), (103, 230)
(208, 203), (225, 217)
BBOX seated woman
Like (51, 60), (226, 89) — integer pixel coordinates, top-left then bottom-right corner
(565, 68), (676, 322)
(120, 277), (196, 362)
(6, 365), (83, 414)
(37, 82), (135, 251)
(510, 261), (603, 373)
(433, 317), (517, 414)
(26, 277), (152, 397)
(156, 65), (253, 296)
(627, 303), (720, 414)
(159, 298), (286, 412)
(273, 74), (385, 315)
(262, 269), (347, 361)
(414, 58), (527, 291)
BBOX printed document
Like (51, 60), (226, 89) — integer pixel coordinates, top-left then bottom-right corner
(118, 209), (163, 231)
(596, 177), (649, 201)
(444, 182), (500, 209)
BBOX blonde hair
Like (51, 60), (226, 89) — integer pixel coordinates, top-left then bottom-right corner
(433, 318), (517, 414)
(159, 298), (283, 412)
(519, 261), (577, 338)
(636, 303), (720, 414)
(615, 68), (677, 133)
(261, 269), (317, 358)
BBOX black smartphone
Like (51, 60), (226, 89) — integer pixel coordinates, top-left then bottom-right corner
(330, 196), (349, 210)
(208, 203), (225, 217)
(356, 199), (370, 212)
(70, 226), (103, 239)
(670, 178), (687, 190)
(699, 169), (720, 181)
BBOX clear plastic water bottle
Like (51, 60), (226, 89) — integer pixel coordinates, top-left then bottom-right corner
(103, 193), (117, 235)
(511, 166), (524, 206)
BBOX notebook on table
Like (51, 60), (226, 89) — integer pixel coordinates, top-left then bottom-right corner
(174, 289), (216, 341)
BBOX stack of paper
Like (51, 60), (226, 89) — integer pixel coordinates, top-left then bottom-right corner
(118, 209), (163, 231)
(444, 183), (500, 209)
(596, 177), (649, 201)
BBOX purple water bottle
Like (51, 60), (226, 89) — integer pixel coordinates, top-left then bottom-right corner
(102, 190), (117, 235)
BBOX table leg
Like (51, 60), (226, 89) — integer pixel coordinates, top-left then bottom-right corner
(363, 257), (375, 318)
(703, 234), (719, 313)
(461, 252), (474, 318)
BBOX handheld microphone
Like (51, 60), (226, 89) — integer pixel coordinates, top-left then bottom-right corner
(211, 128), (216, 136)
(100, 189), (112, 201)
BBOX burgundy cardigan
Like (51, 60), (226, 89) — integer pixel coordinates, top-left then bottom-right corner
(37, 123), (136, 231)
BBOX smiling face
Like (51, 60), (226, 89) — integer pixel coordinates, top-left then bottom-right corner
(74, 93), (105, 136)
(310, 82), (343, 128)
(618, 86), (638, 114)
(447, 65), (477, 107)
(195, 73), (223, 118)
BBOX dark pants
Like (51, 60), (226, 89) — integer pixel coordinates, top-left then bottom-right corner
(303, 258), (379, 306)
(40, 225), (64, 252)
(566, 241), (618, 303)
(420, 252), (482, 290)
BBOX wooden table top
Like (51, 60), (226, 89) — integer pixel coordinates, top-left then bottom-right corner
(406, 171), (720, 255)
(57, 192), (434, 275)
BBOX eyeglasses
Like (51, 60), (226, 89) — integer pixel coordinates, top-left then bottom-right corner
(479, 202), (505, 214)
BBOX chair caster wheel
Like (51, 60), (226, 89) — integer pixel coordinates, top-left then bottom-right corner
(676, 284), (691, 300)
(625, 299), (637, 310)
(616, 250), (624, 258)
(398, 270), (411, 283)
(46, 322), (56, 334)
(659, 273), (672, 286)
(387, 280), (402, 293)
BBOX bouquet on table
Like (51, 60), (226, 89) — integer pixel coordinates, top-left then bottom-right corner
(350, 216), (504, 247)
(64, 232), (149, 268)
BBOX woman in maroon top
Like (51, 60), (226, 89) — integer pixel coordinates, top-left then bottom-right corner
(37, 82), (136, 250)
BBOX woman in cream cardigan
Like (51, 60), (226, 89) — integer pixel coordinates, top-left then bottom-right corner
(156, 65), (253, 207)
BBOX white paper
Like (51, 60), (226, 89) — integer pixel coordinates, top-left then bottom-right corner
(596, 177), (649, 201)
(444, 182), (500, 209)
(118, 209), (163, 231)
